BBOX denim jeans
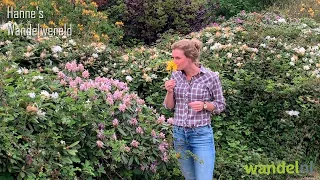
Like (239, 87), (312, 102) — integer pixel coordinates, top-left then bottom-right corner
(173, 125), (215, 180)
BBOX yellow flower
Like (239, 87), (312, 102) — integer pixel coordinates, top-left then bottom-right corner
(115, 21), (124, 26)
(1, 0), (15, 7)
(40, 24), (49, 29)
(29, 1), (39, 6)
(166, 60), (177, 72)
(90, 2), (98, 8)
(300, 7), (305, 12)
(49, 21), (55, 26)
(78, 24), (84, 31)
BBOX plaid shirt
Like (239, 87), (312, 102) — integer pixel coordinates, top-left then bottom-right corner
(164, 65), (226, 127)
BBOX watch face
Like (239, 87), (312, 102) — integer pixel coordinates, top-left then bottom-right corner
(204, 103), (207, 109)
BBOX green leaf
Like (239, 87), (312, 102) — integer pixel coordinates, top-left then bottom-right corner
(66, 149), (78, 156)
(121, 154), (128, 164)
(117, 127), (127, 136)
(128, 156), (134, 166)
(68, 141), (80, 148)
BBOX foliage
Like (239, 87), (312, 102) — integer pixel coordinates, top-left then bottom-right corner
(1, 9), (320, 179)
(0, 57), (176, 179)
(1, 0), (124, 45)
(101, 0), (215, 45)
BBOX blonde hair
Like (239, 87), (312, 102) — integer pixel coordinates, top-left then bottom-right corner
(171, 38), (203, 65)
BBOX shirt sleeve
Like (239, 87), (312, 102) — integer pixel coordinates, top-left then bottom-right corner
(163, 73), (175, 110)
(208, 73), (226, 114)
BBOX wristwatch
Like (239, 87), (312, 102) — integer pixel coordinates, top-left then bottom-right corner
(203, 102), (207, 110)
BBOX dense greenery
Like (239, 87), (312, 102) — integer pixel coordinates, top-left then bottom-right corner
(1, 0), (319, 179)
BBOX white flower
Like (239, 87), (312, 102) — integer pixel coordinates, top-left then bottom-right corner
(278, 18), (286, 23)
(92, 53), (98, 58)
(24, 52), (34, 58)
(40, 90), (50, 99)
(126, 76), (133, 82)
(289, 62), (295, 66)
(32, 75), (44, 81)
(203, 46), (208, 52)
(51, 46), (63, 53)
(17, 68), (23, 74)
(37, 110), (46, 118)
(52, 67), (59, 73)
(303, 65), (310, 70)
(151, 74), (157, 79)
(260, 44), (266, 48)
(227, 52), (232, 58)
(28, 92), (36, 98)
(285, 110), (300, 117)
(68, 39), (76, 46)
(60, 140), (66, 145)
(51, 92), (59, 99)
(206, 38), (214, 44)
(309, 59), (314, 63)
(0, 22), (12, 31)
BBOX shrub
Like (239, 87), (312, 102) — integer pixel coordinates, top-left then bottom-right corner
(102, 0), (215, 45)
(0, 58), (176, 179)
(2, 0), (124, 45)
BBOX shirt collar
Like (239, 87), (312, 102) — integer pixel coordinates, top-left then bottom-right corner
(181, 64), (208, 76)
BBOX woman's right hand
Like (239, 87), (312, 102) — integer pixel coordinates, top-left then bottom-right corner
(164, 79), (175, 93)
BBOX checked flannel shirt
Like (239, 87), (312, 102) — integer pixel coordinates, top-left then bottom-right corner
(164, 65), (226, 127)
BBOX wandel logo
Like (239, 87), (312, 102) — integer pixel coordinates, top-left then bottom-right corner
(244, 161), (314, 175)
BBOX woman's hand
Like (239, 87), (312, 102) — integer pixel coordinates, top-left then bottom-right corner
(164, 79), (175, 93)
(188, 101), (204, 112)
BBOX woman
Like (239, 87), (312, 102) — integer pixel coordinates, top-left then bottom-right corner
(163, 38), (226, 180)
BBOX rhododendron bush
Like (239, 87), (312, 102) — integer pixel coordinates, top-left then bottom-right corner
(0, 58), (175, 179)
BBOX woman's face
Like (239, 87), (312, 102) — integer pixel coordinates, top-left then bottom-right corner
(172, 49), (191, 71)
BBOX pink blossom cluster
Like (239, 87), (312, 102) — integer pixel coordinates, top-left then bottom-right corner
(129, 118), (138, 126)
(157, 115), (166, 124)
(65, 60), (85, 72)
(166, 117), (174, 125)
(131, 140), (140, 148)
(159, 140), (169, 163)
(136, 126), (144, 134)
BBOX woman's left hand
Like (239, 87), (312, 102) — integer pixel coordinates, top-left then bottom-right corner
(188, 101), (204, 112)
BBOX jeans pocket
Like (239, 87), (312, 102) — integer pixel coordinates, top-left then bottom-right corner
(195, 125), (213, 136)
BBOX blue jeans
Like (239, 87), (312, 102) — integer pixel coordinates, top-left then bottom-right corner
(173, 125), (215, 180)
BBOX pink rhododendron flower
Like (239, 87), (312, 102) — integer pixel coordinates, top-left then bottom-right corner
(112, 119), (119, 127)
(57, 71), (66, 79)
(119, 103), (127, 112)
(78, 63), (84, 72)
(112, 133), (117, 140)
(157, 115), (165, 124)
(131, 140), (139, 148)
(96, 140), (104, 148)
(124, 146), (131, 152)
(151, 130), (157, 138)
(96, 131), (105, 140)
(167, 118), (174, 125)
(82, 70), (90, 78)
(129, 118), (138, 126)
(150, 163), (157, 173)
(161, 152), (169, 162)
(60, 79), (67, 86)
(159, 132), (165, 139)
(136, 126), (144, 134)
(141, 164), (148, 171)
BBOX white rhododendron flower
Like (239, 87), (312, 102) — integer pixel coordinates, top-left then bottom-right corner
(40, 90), (50, 99)
(28, 92), (36, 98)
(126, 76), (133, 82)
(37, 110), (46, 118)
(51, 46), (63, 53)
(303, 65), (310, 70)
(52, 67), (59, 73)
(32, 75), (44, 81)
(92, 53), (98, 58)
(51, 92), (59, 99)
(285, 110), (300, 117)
